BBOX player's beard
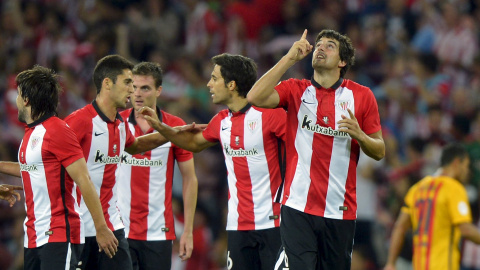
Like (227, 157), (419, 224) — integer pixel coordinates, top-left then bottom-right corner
(17, 107), (27, 123)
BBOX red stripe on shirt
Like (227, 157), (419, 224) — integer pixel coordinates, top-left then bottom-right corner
(164, 148), (175, 239)
(232, 113), (255, 230)
(425, 182), (443, 270)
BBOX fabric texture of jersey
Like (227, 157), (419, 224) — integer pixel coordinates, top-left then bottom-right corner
(274, 78), (381, 220)
(402, 175), (472, 270)
(64, 101), (135, 237)
(19, 114), (85, 248)
(117, 108), (193, 241)
(202, 104), (285, 231)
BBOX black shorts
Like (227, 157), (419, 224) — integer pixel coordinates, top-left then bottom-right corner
(128, 239), (172, 270)
(79, 229), (132, 270)
(24, 242), (83, 270)
(275, 206), (355, 270)
(227, 227), (281, 270)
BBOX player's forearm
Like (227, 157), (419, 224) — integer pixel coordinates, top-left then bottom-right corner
(247, 56), (293, 108)
(155, 124), (205, 153)
(129, 133), (168, 155)
(459, 223), (480, 244)
(385, 227), (405, 266)
(182, 176), (198, 235)
(358, 133), (385, 161)
(385, 213), (410, 267)
(0, 161), (21, 177)
(76, 176), (109, 231)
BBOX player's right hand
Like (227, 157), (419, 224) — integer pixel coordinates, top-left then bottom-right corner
(138, 106), (162, 130)
(96, 226), (119, 259)
(286, 29), (313, 62)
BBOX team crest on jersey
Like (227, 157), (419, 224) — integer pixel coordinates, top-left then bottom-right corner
(31, 137), (40, 150)
(113, 144), (117, 154)
(247, 120), (258, 132)
(336, 100), (350, 111)
(323, 116), (328, 124)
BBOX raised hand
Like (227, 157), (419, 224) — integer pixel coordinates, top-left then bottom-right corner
(138, 106), (162, 130)
(337, 108), (364, 141)
(286, 29), (314, 62)
(0, 184), (22, 207)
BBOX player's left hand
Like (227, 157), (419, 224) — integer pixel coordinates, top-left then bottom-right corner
(337, 108), (365, 141)
(0, 184), (23, 207)
(175, 122), (208, 133)
(178, 232), (193, 261)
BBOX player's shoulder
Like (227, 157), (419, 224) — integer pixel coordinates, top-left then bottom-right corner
(279, 78), (311, 88)
(251, 106), (286, 116)
(342, 79), (372, 93)
(160, 110), (187, 125)
(65, 104), (94, 122)
(119, 108), (133, 120)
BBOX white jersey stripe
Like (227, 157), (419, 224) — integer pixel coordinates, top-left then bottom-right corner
(118, 164), (132, 236)
(24, 126), (51, 247)
(245, 109), (274, 229)
(286, 86), (317, 211)
(324, 87), (355, 218)
(222, 116), (241, 230)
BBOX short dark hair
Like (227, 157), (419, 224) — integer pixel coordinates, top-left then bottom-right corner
(440, 143), (468, 167)
(315, 29), (355, 78)
(211, 53), (257, 98)
(93, 55), (134, 94)
(16, 65), (60, 120)
(132, 62), (163, 88)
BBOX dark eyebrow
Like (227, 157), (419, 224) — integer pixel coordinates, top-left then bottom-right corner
(124, 78), (133, 83)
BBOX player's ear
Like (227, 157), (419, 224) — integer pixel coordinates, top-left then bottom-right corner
(102, 78), (112, 90)
(228, 80), (236, 91)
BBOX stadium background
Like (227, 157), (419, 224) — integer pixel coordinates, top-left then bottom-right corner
(0, 0), (479, 269)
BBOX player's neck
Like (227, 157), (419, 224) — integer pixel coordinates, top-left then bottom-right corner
(134, 109), (152, 134)
(227, 97), (249, 113)
(313, 69), (341, 89)
(95, 96), (117, 122)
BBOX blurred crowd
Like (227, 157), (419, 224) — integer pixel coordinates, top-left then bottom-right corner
(0, 0), (479, 269)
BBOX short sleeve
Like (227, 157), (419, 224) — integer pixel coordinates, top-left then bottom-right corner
(274, 79), (296, 110)
(448, 182), (472, 225)
(401, 184), (416, 216)
(124, 123), (135, 148)
(48, 122), (85, 168)
(360, 89), (381, 135)
(265, 108), (287, 142)
(202, 112), (223, 143)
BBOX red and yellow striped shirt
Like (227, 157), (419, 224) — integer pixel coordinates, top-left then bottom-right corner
(402, 175), (472, 270)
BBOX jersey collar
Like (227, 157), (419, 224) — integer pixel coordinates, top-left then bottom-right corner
(311, 76), (343, 90)
(92, 100), (123, 123)
(27, 112), (55, 128)
(128, 106), (163, 125)
(229, 103), (251, 116)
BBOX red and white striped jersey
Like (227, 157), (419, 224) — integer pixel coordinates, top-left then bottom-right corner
(202, 104), (286, 231)
(117, 108), (193, 241)
(275, 78), (381, 220)
(64, 101), (135, 236)
(19, 114), (85, 248)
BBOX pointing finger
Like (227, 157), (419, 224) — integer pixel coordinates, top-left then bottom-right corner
(347, 108), (355, 119)
(301, 29), (308, 40)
